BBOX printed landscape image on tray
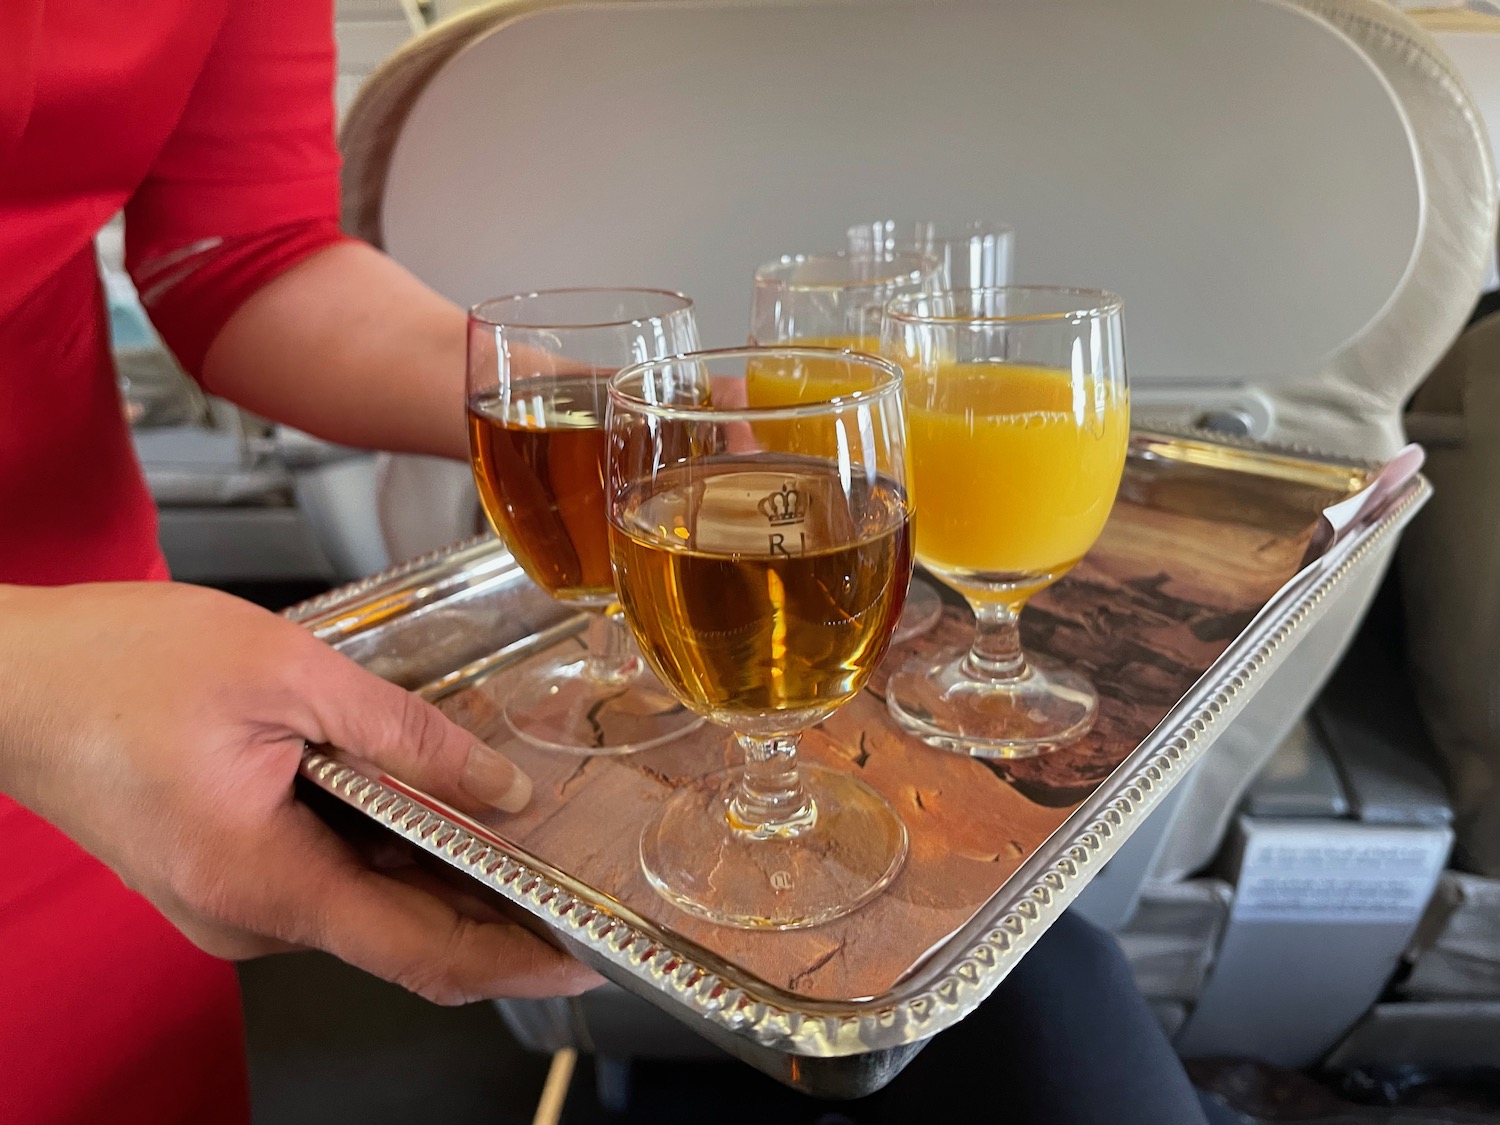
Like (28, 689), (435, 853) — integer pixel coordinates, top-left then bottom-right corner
(376, 436), (1371, 1004)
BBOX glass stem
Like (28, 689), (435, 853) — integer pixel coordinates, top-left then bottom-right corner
(729, 733), (817, 839)
(962, 599), (1032, 684)
(581, 611), (639, 686)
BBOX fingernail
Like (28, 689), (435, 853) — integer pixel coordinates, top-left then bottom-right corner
(461, 744), (533, 812)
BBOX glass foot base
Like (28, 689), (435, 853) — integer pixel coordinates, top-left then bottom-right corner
(885, 647), (1097, 758)
(503, 654), (703, 756)
(892, 576), (945, 644)
(640, 765), (908, 930)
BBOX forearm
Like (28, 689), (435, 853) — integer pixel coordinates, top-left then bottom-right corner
(0, 584), (77, 817)
(200, 241), (469, 460)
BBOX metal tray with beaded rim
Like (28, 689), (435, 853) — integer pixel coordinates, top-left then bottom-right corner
(289, 429), (1428, 1096)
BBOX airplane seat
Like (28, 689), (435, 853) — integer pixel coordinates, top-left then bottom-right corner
(339, 0), (1496, 1082)
(1403, 305), (1500, 879)
(1400, 1), (1500, 885)
(1134, 0), (1497, 894)
(1381, 10), (1500, 1051)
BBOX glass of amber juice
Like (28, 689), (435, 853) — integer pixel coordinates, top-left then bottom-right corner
(748, 251), (946, 643)
(881, 288), (1130, 757)
(606, 347), (911, 929)
(466, 289), (704, 754)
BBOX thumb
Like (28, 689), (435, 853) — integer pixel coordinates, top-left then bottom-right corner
(298, 644), (532, 815)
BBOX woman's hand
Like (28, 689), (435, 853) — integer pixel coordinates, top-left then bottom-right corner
(0, 581), (602, 1004)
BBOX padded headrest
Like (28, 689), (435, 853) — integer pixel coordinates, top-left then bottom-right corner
(344, 0), (1495, 441)
(1270, 0), (1497, 456)
(1410, 5), (1500, 285)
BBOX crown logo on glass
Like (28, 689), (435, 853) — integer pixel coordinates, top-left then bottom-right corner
(758, 481), (807, 526)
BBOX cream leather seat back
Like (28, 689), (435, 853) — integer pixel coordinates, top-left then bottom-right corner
(346, 0), (1496, 894)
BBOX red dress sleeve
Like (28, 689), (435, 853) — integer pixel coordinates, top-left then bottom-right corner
(124, 0), (352, 379)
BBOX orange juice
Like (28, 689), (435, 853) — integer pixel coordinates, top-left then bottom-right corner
(748, 343), (1128, 586)
(744, 336), (878, 405)
(744, 337), (891, 458)
(908, 363), (1128, 579)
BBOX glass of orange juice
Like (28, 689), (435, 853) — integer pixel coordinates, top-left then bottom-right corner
(881, 288), (1130, 757)
(748, 251), (946, 643)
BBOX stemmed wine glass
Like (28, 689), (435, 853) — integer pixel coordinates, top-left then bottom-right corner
(466, 288), (704, 754)
(846, 223), (1015, 636)
(606, 347), (912, 929)
(748, 251), (944, 643)
(847, 219), (1015, 289)
(880, 288), (1130, 757)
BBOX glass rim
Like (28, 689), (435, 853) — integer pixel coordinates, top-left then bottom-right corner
(751, 251), (937, 293)
(884, 285), (1123, 324)
(609, 345), (904, 423)
(468, 287), (694, 330)
(848, 218), (1017, 240)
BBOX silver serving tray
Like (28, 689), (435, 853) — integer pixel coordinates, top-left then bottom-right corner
(290, 430), (1428, 1096)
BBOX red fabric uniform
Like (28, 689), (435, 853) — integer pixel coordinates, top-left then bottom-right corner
(1, 2), (349, 1120)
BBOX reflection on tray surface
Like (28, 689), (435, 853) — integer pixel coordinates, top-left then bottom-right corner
(408, 447), (1352, 1003)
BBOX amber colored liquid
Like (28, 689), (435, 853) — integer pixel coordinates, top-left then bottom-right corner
(609, 457), (910, 729)
(467, 381), (615, 607)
